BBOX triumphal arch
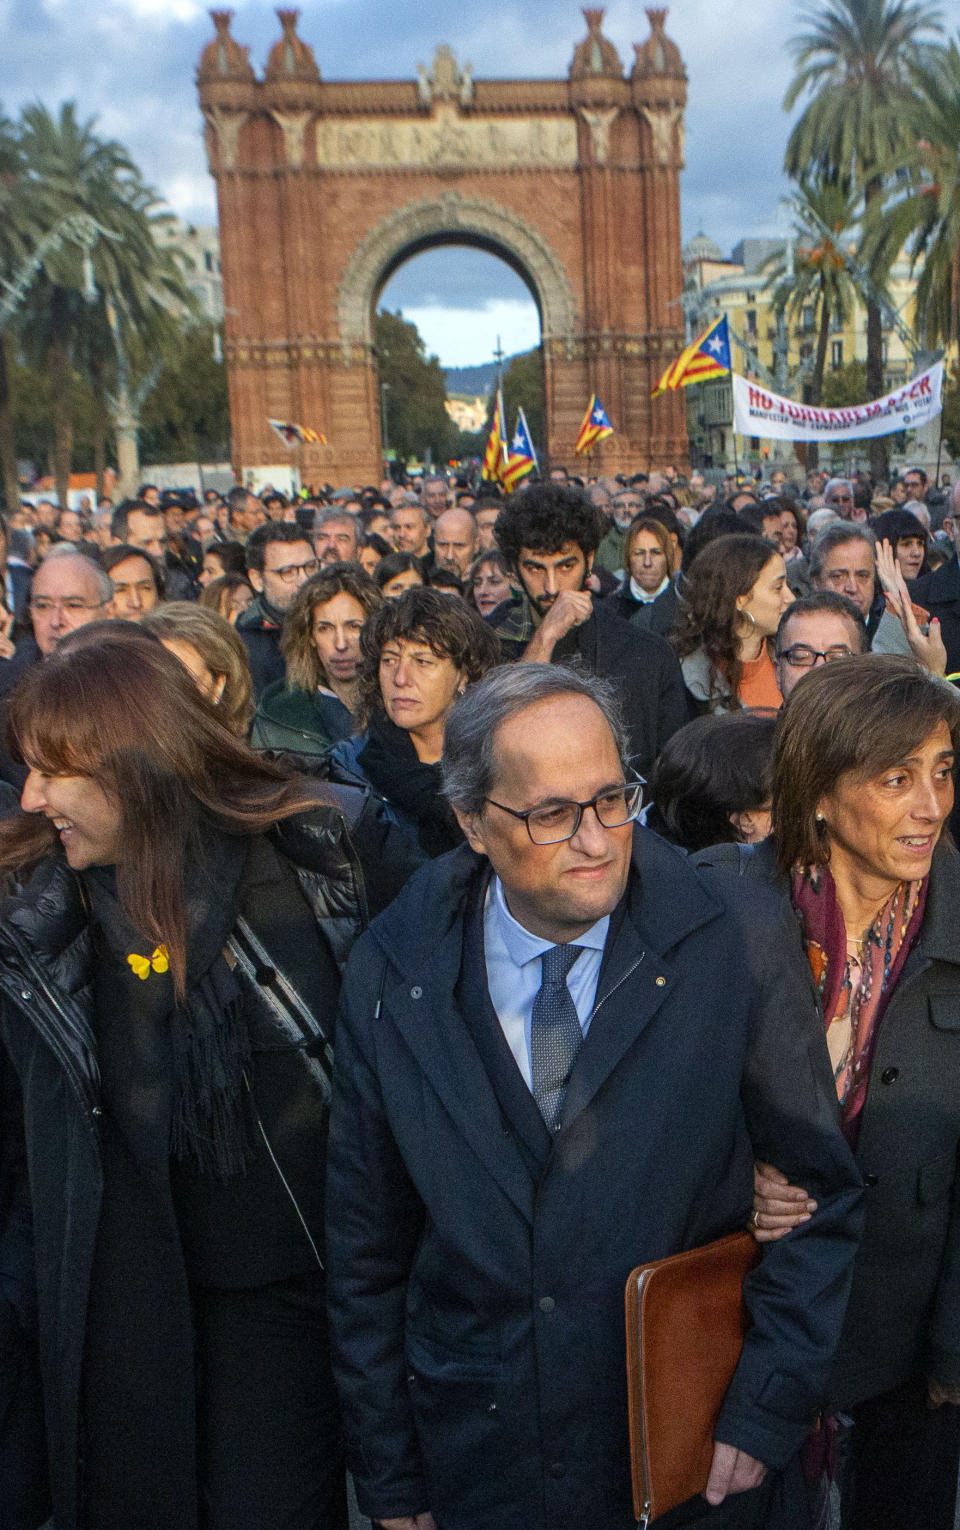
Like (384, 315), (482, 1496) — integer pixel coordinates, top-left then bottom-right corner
(197, 7), (689, 484)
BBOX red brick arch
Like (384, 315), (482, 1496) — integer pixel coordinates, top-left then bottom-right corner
(198, 7), (690, 484)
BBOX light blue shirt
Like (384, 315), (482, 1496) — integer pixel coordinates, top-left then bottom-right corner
(483, 876), (609, 1090)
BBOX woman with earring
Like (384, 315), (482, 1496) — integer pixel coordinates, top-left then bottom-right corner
(329, 586), (499, 859)
(697, 656), (960, 1530)
(0, 628), (363, 1530)
(672, 533), (794, 713)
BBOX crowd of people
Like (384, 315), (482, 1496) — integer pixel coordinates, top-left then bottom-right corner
(1, 453), (960, 1530)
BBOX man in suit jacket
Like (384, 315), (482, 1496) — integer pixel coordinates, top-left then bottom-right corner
(326, 664), (863, 1530)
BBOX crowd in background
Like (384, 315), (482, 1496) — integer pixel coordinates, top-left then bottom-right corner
(3, 454), (960, 1530)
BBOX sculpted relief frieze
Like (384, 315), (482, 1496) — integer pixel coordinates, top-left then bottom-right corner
(313, 103), (578, 171)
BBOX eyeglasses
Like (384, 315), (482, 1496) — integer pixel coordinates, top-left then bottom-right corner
(268, 558), (319, 584)
(778, 643), (854, 668)
(30, 597), (107, 615)
(485, 778), (644, 845)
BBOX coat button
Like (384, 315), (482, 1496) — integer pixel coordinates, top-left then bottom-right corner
(548, 1461), (565, 1478)
(863, 1172), (879, 1187)
(20, 988), (31, 1001)
(410, 985), (422, 999)
(881, 1067), (900, 1085)
(538, 1296), (555, 1314)
(655, 976), (666, 987)
(92, 1105), (102, 1117)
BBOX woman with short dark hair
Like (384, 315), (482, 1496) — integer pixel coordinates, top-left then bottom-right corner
(373, 551), (425, 600)
(0, 628), (362, 1530)
(646, 709), (775, 851)
(330, 586), (500, 857)
(465, 549), (514, 618)
(699, 655), (960, 1529)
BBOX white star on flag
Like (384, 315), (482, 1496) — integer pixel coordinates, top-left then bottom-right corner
(706, 335), (722, 353)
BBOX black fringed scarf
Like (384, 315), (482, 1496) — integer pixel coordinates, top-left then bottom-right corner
(84, 829), (255, 1181)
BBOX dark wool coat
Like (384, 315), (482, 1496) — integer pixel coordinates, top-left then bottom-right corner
(326, 829), (863, 1530)
(695, 836), (960, 1410)
(0, 808), (365, 1530)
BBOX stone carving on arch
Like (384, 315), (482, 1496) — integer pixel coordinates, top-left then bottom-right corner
(335, 192), (577, 355)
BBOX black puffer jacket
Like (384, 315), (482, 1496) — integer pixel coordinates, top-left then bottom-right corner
(0, 806), (365, 1530)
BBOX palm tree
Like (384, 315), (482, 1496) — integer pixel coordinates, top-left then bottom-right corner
(0, 104), (33, 513)
(865, 37), (960, 351)
(784, 0), (943, 478)
(766, 176), (859, 468)
(16, 103), (193, 509)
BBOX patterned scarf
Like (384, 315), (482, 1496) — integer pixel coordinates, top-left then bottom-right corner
(791, 863), (927, 1147)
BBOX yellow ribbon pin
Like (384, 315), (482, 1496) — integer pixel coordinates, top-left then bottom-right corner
(126, 945), (170, 980)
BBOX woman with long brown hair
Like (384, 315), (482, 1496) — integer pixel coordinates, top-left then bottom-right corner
(0, 625), (359, 1530)
(673, 532), (794, 712)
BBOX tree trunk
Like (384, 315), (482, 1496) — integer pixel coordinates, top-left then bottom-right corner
(864, 179), (887, 484)
(90, 352), (107, 502)
(48, 287), (73, 516)
(0, 336), (19, 515)
(807, 285), (832, 473)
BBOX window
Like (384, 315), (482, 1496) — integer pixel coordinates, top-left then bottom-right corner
(831, 340), (843, 369)
(802, 306), (815, 333)
(204, 251), (213, 272)
(745, 309), (757, 337)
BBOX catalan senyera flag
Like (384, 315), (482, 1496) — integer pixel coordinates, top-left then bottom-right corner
(651, 314), (731, 398)
(501, 407), (538, 491)
(268, 417), (328, 448)
(574, 394), (614, 456)
(481, 390), (509, 485)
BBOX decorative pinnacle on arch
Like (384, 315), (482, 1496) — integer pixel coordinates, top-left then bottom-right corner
(198, 10), (255, 82)
(570, 8), (623, 80)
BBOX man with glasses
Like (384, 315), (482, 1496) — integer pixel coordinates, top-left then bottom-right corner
(594, 486), (643, 575)
(327, 662), (862, 1530)
(774, 591), (867, 700)
(0, 549), (113, 787)
(238, 523), (319, 698)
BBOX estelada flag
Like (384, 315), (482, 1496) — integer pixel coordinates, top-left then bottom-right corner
(652, 314), (731, 398)
(482, 390), (509, 485)
(574, 395), (614, 455)
(268, 418), (327, 448)
(502, 406), (538, 491)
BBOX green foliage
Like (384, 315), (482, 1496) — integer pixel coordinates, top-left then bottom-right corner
(375, 309), (454, 464)
(0, 100), (197, 505)
(864, 36), (960, 348)
(820, 358), (869, 405)
(502, 348), (545, 454)
(942, 360), (960, 458)
(139, 324), (230, 463)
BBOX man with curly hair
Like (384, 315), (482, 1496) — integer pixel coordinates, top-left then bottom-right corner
(489, 485), (688, 777)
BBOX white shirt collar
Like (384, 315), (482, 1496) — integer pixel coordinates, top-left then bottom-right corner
(629, 574), (670, 604)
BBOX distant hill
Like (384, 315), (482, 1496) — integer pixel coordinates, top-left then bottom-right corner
(443, 351), (529, 397)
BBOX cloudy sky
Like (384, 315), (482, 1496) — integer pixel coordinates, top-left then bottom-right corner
(2, 0), (805, 366)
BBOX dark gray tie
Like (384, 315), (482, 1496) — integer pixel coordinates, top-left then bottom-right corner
(531, 944), (585, 1130)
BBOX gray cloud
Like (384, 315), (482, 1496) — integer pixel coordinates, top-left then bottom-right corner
(2, 1), (804, 347)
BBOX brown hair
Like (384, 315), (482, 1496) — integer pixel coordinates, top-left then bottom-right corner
(772, 654), (960, 874)
(672, 534), (780, 703)
(140, 603), (255, 738)
(1, 626), (334, 996)
(281, 562), (382, 693)
(625, 515), (676, 576)
(357, 584), (501, 727)
(199, 573), (254, 624)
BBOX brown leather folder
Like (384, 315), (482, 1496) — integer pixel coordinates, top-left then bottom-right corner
(624, 1231), (761, 1527)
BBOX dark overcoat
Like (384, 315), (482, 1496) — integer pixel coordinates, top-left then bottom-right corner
(326, 829), (863, 1530)
(0, 808), (365, 1530)
(696, 836), (960, 1410)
